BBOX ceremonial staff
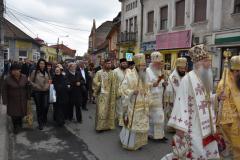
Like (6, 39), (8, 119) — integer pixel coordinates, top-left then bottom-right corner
(218, 50), (231, 121)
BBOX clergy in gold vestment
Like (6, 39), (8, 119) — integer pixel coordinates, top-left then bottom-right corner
(113, 58), (130, 126)
(93, 59), (116, 131)
(119, 53), (151, 150)
(216, 55), (240, 160)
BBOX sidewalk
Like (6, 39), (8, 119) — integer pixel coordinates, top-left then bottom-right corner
(0, 104), (9, 160)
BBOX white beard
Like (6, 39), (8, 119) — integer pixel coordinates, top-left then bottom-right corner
(138, 70), (146, 83)
(197, 66), (213, 92)
(150, 63), (162, 76)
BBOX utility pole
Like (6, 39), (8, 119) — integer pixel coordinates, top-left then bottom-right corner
(0, 0), (4, 75)
(56, 37), (59, 62)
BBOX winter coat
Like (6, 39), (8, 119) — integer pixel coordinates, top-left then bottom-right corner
(2, 74), (29, 117)
(66, 71), (84, 101)
(52, 74), (69, 105)
(30, 70), (50, 92)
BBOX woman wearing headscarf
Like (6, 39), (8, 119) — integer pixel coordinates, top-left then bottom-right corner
(30, 58), (50, 130)
(2, 63), (29, 134)
(52, 64), (69, 126)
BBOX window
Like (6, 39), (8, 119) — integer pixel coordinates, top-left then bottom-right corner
(126, 19), (129, 32)
(3, 49), (9, 60)
(33, 52), (40, 62)
(176, 0), (185, 26)
(194, 0), (207, 22)
(129, 18), (134, 32)
(234, 0), (240, 13)
(160, 6), (168, 30)
(147, 11), (154, 33)
(19, 50), (27, 57)
(126, 1), (138, 12)
(134, 16), (138, 32)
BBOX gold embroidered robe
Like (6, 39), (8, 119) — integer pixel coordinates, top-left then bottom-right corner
(216, 70), (240, 160)
(93, 69), (116, 131)
(119, 68), (151, 150)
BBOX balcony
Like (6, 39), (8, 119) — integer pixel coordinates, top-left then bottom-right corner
(118, 31), (137, 44)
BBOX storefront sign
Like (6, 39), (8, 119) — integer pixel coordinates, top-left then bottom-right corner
(156, 30), (192, 50)
(141, 41), (156, 52)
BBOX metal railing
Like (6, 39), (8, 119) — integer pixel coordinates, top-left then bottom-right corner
(118, 31), (137, 43)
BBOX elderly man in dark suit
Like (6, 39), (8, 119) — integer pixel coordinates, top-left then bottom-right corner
(77, 60), (90, 111)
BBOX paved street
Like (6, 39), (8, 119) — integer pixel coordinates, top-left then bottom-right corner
(10, 103), (172, 160)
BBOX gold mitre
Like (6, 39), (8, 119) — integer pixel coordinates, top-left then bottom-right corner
(151, 51), (164, 62)
(189, 44), (210, 63)
(230, 55), (240, 70)
(176, 57), (187, 67)
(133, 53), (146, 66)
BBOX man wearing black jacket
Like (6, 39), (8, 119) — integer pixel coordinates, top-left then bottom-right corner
(77, 60), (90, 111)
(66, 62), (84, 123)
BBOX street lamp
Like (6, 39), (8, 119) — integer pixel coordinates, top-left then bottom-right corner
(56, 35), (69, 62)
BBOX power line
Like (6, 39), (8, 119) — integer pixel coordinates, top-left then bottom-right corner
(6, 7), (90, 32)
(7, 10), (37, 37)
(7, 10), (63, 36)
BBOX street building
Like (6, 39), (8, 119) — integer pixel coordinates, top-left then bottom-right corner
(3, 18), (41, 61)
(88, 20), (113, 65)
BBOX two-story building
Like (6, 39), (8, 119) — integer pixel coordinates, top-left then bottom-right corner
(4, 19), (41, 61)
(142, 0), (217, 70)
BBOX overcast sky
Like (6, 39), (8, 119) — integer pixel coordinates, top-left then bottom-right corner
(5, 0), (121, 56)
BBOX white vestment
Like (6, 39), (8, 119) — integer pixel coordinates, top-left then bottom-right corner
(162, 71), (220, 160)
(114, 67), (129, 126)
(146, 66), (165, 139)
(165, 69), (183, 125)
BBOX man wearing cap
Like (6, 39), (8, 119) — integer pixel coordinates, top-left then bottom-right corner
(216, 55), (240, 159)
(163, 45), (220, 159)
(165, 57), (187, 132)
(93, 59), (117, 132)
(146, 51), (168, 141)
(113, 58), (130, 126)
(119, 53), (151, 150)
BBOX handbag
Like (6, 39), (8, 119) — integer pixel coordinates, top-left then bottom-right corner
(49, 84), (56, 103)
(23, 100), (33, 128)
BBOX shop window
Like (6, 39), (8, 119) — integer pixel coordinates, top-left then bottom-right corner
(234, 0), (240, 13)
(194, 0), (207, 22)
(160, 6), (168, 30)
(147, 11), (154, 33)
(164, 54), (171, 70)
(176, 0), (185, 26)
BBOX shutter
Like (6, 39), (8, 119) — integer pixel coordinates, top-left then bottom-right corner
(147, 11), (154, 33)
(194, 0), (207, 22)
(176, 0), (185, 26)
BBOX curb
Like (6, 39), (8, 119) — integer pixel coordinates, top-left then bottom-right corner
(0, 104), (8, 160)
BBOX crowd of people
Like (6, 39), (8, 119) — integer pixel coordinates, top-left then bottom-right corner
(2, 59), (93, 132)
(2, 44), (240, 159)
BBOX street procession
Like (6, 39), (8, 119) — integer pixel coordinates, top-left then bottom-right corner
(1, 0), (240, 160)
